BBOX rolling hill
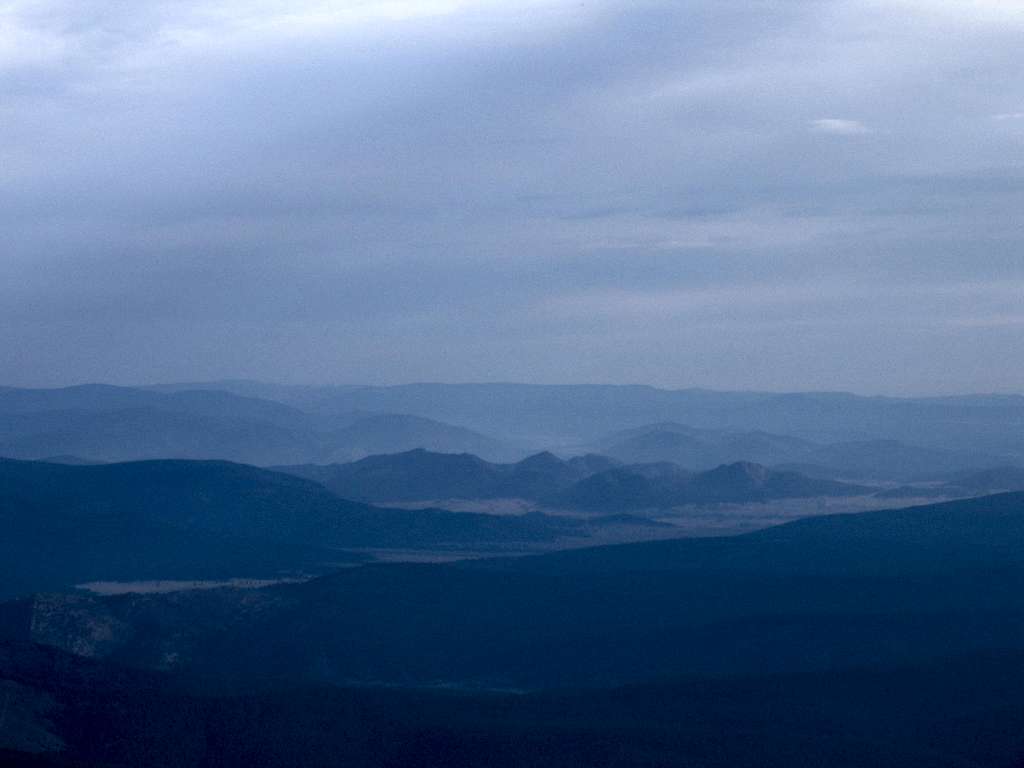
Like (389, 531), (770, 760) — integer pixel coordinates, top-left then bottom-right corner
(550, 460), (870, 511)
(276, 449), (618, 503)
(0, 458), (653, 600)
(277, 450), (867, 509)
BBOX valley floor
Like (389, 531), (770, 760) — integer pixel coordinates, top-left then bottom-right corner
(386, 492), (958, 537)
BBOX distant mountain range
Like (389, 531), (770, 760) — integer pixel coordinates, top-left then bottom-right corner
(157, 381), (1024, 459)
(593, 422), (815, 468)
(2, 382), (1022, 478)
(322, 413), (506, 462)
(276, 449), (871, 509)
(592, 422), (1002, 481)
(0, 385), (521, 465)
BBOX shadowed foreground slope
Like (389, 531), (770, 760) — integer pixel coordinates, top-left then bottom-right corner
(6, 493), (1024, 690)
(2, 640), (1024, 768)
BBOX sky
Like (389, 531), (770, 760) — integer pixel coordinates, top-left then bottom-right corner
(1, 0), (1022, 394)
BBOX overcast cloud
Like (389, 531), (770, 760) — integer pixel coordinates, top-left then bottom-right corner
(1, 0), (1022, 393)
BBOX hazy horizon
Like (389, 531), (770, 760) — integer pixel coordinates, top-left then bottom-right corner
(3, 376), (1024, 400)
(3, 1), (1023, 393)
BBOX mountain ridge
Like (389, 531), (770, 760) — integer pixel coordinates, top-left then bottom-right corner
(277, 450), (872, 509)
(0, 457), (662, 600)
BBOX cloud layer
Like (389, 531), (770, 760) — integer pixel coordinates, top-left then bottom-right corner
(1, 0), (1022, 393)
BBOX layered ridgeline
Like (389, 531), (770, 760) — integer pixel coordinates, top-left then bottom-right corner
(6, 492), (1024, 692)
(0, 384), (519, 465)
(277, 449), (872, 509)
(3, 383), (1023, 477)
(275, 450), (619, 502)
(164, 381), (1024, 463)
(592, 422), (1003, 481)
(550, 460), (872, 511)
(0, 458), (671, 601)
(0, 451), (871, 600)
